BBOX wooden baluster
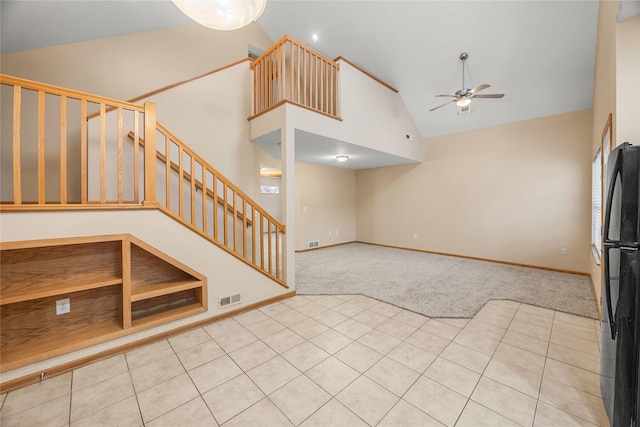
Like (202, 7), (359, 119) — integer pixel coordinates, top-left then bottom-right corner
(242, 198), (248, 258)
(296, 45), (302, 103)
(81, 99), (87, 203)
(38, 91), (45, 204)
(253, 62), (257, 115)
(268, 53), (273, 106)
(99, 103), (106, 204)
(320, 60), (324, 113)
(202, 163), (207, 235)
(232, 190), (238, 253)
(251, 205), (256, 264)
(190, 155), (196, 225)
(60, 95), (67, 204)
(165, 135), (171, 211)
(143, 102), (157, 207)
(289, 40), (294, 103)
(133, 111), (140, 203)
(12, 86), (22, 205)
(260, 212), (264, 269)
(223, 183), (229, 247)
(275, 224), (280, 279)
(117, 107), (123, 203)
(178, 144), (184, 218)
(266, 220), (272, 275)
(213, 175), (218, 241)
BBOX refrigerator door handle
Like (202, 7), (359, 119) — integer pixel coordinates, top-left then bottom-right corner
(603, 149), (623, 246)
(603, 243), (617, 339)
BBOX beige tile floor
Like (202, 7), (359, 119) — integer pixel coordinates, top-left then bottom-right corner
(0, 295), (609, 427)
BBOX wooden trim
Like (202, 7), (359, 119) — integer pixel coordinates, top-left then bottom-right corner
(84, 59), (252, 120)
(127, 59), (251, 104)
(356, 241), (591, 276)
(602, 113), (613, 152)
(0, 290), (296, 394)
(295, 241), (355, 253)
(599, 113), (613, 309)
(0, 203), (153, 212)
(251, 35), (338, 69)
(122, 239), (132, 329)
(247, 99), (343, 122)
(1, 234), (129, 250)
(590, 275), (602, 318)
(0, 74), (145, 112)
(296, 240), (591, 276)
(334, 56), (399, 93)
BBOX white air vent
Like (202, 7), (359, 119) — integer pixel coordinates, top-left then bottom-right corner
(219, 293), (242, 309)
(308, 240), (320, 248)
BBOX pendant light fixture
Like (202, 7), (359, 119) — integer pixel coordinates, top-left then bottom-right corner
(172, 0), (267, 31)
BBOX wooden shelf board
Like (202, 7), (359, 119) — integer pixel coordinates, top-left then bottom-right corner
(1, 278), (123, 305)
(130, 281), (203, 302)
(130, 303), (205, 330)
(0, 319), (122, 373)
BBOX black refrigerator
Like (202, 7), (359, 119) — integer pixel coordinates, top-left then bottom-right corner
(601, 142), (640, 427)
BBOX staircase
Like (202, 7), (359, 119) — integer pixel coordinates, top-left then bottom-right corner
(0, 74), (286, 287)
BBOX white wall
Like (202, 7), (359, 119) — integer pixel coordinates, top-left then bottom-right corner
(356, 110), (593, 273)
(143, 62), (263, 199)
(0, 24), (273, 101)
(616, 14), (640, 146)
(295, 161), (356, 250)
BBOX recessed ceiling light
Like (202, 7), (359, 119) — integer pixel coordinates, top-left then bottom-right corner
(311, 33), (319, 42)
(336, 155), (349, 162)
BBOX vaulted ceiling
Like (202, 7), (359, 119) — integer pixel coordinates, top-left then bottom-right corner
(1, 0), (600, 141)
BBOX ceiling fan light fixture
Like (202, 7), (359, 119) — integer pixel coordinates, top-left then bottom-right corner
(456, 98), (472, 107)
(336, 155), (349, 162)
(171, 0), (266, 31)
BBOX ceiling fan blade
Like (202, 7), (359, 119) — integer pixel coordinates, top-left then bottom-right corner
(435, 94), (457, 98)
(429, 99), (456, 111)
(469, 84), (490, 94)
(472, 94), (504, 99)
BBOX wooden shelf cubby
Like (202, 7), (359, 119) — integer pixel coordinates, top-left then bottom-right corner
(0, 234), (207, 373)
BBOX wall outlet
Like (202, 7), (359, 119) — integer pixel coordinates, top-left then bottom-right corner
(561, 248), (568, 255)
(329, 231), (332, 236)
(56, 298), (70, 315)
(335, 230), (339, 236)
(412, 233), (418, 240)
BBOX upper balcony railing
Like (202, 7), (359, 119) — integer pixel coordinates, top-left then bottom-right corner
(250, 36), (340, 120)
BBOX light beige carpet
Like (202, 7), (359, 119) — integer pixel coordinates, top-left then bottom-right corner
(295, 243), (599, 319)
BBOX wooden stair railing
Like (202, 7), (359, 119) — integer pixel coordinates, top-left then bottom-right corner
(0, 74), (286, 286)
(129, 127), (285, 285)
(126, 131), (252, 226)
(250, 35), (341, 120)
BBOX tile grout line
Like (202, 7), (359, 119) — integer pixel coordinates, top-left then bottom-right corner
(530, 307), (556, 427)
(451, 303), (521, 427)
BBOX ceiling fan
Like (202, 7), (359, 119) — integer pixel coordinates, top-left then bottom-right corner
(429, 52), (504, 112)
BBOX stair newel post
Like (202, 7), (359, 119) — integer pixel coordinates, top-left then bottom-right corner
(143, 102), (158, 207)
